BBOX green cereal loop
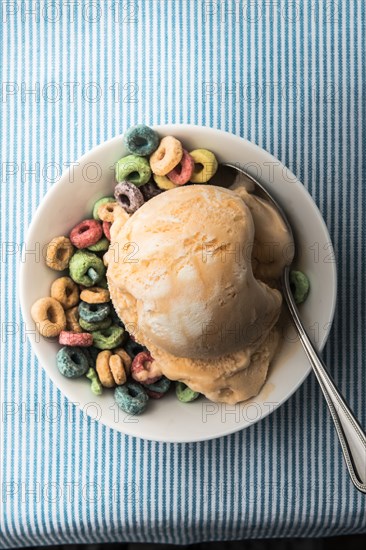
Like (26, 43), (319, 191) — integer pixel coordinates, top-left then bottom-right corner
(175, 381), (200, 403)
(290, 270), (310, 304)
(69, 250), (105, 287)
(115, 154), (151, 186)
(93, 196), (116, 220)
(86, 367), (103, 396)
(88, 237), (110, 252)
(92, 324), (125, 349)
(79, 316), (112, 332)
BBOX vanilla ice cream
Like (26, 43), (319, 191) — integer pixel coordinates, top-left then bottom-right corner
(105, 184), (293, 404)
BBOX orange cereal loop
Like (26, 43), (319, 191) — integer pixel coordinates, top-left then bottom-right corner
(31, 297), (66, 337)
(80, 287), (110, 304)
(65, 306), (83, 333)
(97, 202), (120, 223)
(149, 136), (183, 176)
(109, 354), (127, 385)
(51, 276), (80, 309)
(113, 347), (132, 377)
(96, 350), (115, 387)
(45, 236), (74, 271)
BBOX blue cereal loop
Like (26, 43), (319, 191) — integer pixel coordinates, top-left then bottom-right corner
(124, 124), (160, 156)
(57, 346), (89, 378)
(114, 382), (149, 415)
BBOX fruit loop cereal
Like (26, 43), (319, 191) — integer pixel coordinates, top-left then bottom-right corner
(32, 124), (309, 416)
(59, 330), (93, 347)
(114, 181), (145, 214)
(167, 149), (194, 185)
(70, 219), (103, 249)
(131, 352), (162, 385)
(189, 149), (219, 183)
(45, 236), (74, 271)
(50, 276), (80, 310)
(115, 154), (151, 186)
(31, 297), (66, 337)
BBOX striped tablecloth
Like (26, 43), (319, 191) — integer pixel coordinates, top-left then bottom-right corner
(1, 1), (365, 546)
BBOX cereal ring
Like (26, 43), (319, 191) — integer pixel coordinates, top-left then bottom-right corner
(124, 124), (160, 156)
(78, 300), (110, 323)
(140, 180), (163, 200)
(167, 149), (194, 185)
(114, 382), (149, 415)
(109, 354), (127, 385)
(131, 352), (162, 384)
(80, 286), (110, 304)
(45, 236), (74, 271)
(79, 316), (112, 332)
(57, 346), (89, 378)
(103, 221), (111, 241)
(92, 325), (125, 350)
(143, 377), (171, 399)
(189, 149), (218, 183)
(88, 237), (110, 252)
(65, 306), (83, 333)
(69, 250), (105, 287)
(50, 276), (79, 310)
(113, 347), (132, 377)
(290, 270), (310, 304)
(59, 330), (93, 347)
(153, 174), (177, 190)
(175, 381), (200, 402)
(70, 219), (103, 249)
(31, 297), (66, 337)
(149, 136), (183, 176)
(115, 154), (151, 186)
(97, 201), (120, 223)
(93, 196), (116, 220)
(114, 181), (145, 214)
(86, 367), (103, 396)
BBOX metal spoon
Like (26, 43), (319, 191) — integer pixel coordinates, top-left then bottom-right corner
(215, 163), (366, 494)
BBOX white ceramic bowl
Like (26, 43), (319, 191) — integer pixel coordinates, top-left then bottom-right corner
(19, 125), (337, 442)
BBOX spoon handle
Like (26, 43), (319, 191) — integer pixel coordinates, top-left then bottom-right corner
(282, 269), (366, 494)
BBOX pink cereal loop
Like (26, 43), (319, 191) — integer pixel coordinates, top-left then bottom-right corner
(59, 330), (93, 347)
(131, 352), (162, 384)
(69, 219), (103, 249)
(167, 149), (194, 185)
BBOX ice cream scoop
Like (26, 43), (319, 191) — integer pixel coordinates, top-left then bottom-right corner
(106, 185), (282, 360)
(105, 184), (293, 403)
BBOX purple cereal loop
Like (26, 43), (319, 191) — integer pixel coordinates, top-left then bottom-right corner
(114, 181), (145, 214)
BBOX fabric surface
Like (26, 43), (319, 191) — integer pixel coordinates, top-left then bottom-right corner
(1, 0), (365, 546)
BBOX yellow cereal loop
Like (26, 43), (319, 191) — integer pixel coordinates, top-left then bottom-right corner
(189, 148), (218, 183)
(153, 174), (177, 190)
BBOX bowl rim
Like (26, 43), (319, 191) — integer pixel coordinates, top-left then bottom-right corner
(19, 124), (337, 442)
